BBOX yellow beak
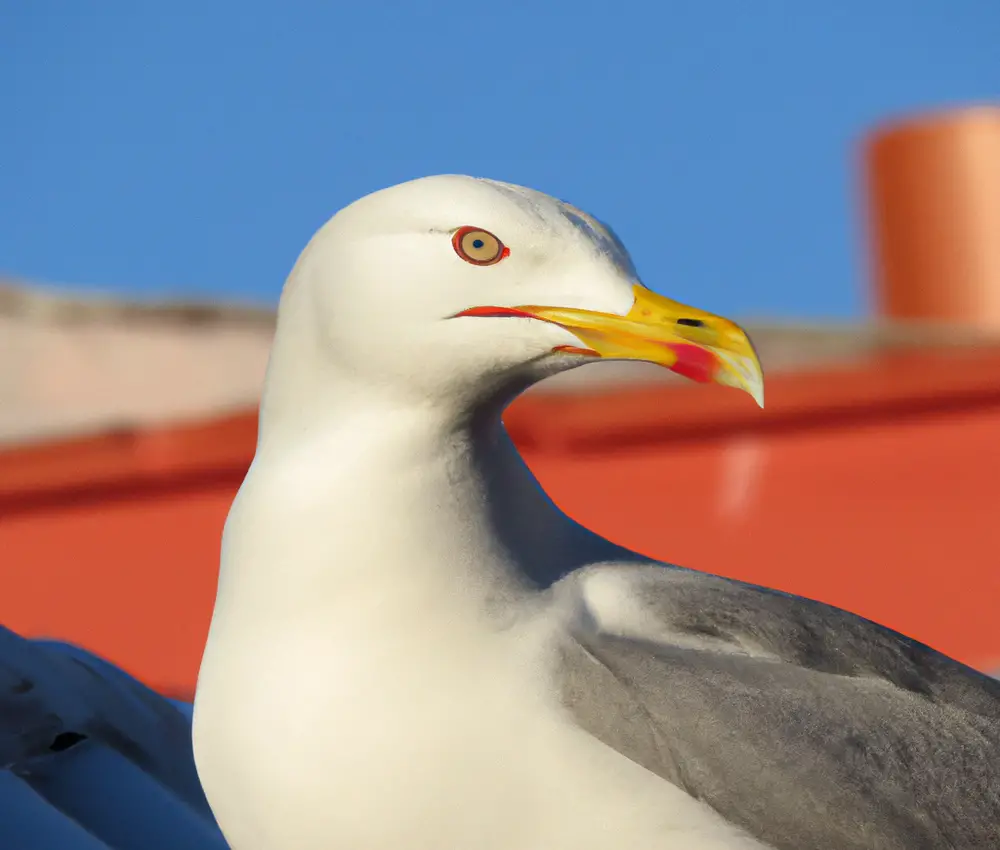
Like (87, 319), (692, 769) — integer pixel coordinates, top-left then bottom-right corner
(457, 283), (764, 407)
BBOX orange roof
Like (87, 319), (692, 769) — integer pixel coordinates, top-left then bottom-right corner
(4, 342), (1000, 506)
(4, 340), (1000, 693)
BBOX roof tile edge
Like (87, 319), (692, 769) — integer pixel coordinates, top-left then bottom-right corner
(4, 344), (1000, 510)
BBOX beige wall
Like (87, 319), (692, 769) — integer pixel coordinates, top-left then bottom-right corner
(3, 280), (989, 448)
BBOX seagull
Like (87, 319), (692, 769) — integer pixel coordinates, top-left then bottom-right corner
(192, 175), (1000, 850)
(0, 626), (225, 849)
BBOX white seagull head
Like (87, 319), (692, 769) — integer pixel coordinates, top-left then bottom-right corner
(270, 174), (764, 415)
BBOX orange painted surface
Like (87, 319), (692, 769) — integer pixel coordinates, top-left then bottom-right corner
(3, 346), (1000, 696)
(531, 407), (1000, 664)
(864, 106), (1000, 329)
(2, 485), (232, 698)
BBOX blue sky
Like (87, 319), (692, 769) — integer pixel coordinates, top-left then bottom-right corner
(3, 2), (998, 319)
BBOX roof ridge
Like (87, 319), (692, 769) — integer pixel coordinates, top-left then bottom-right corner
(0, 279), (277, 327)
(2, 279), (999, 347)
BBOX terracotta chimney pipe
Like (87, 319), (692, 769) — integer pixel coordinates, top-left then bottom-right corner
(863, 106), (1000, 331)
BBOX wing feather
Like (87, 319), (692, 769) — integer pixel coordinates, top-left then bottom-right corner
(553, 564), (1000, 850)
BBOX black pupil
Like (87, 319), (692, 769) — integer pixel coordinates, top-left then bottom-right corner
(472, 238), (485, 249)
(677, 318), (705, 327)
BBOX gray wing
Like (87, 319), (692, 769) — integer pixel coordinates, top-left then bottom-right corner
(1, 624), (226, 849)
(552, 563), (1000, 850)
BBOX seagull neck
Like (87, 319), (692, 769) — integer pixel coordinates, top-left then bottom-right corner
(223, 378), (591, 629)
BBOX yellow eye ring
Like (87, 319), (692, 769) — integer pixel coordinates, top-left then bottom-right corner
(452, 226), (508, 266)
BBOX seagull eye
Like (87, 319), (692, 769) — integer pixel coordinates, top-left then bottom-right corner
(452, 226), (508, 266)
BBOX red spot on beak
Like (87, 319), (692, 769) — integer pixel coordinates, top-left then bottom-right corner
(663, 343), (717, 383)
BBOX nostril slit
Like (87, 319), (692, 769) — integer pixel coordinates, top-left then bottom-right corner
(677, 318), (705, 328)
